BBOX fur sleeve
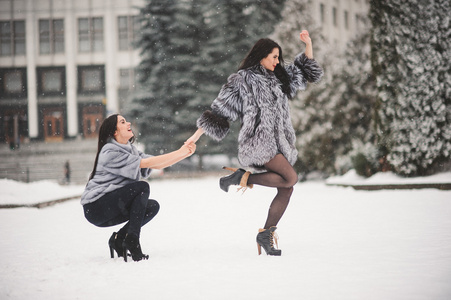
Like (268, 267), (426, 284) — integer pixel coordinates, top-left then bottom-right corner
(196, 110), (230, 141)
(285, 53), (324, 98)
(293, 53), (323, 84)
(196, 72), (244, 141)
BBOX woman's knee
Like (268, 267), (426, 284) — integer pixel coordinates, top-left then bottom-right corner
(129, 181), (150, 201)
(142, 199), (160, 225)
(266, 154), (298, 187)
(136, 181), (150, 194)
(288, 176), (298, 188)
(283, 171), (298, 188)
(147, 199), (160, 214)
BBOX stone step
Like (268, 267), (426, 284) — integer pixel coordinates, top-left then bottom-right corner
(0, 139), (96, 184)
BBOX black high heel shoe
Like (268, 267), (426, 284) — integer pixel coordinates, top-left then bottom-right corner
(256, 226), (281, 256)
(108, 232), (125, 258)
(219, 167), (253, 192)
(122, 233), (149, 262)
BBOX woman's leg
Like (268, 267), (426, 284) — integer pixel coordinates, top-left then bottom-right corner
(83, 181), (159, 237)
(116, 199), (160, 237)
(247, 154), (298, 188)
(247, 154), (298, 229)
(142, 199), (160, 227)
(263, 186), (293, 229)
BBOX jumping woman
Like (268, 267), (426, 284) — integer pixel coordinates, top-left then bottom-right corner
(186, 30), (323, 256)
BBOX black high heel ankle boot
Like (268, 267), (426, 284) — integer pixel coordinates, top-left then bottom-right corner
(108, 232), (125, 258)
(219, 167), (253, 192)
(256, 226), (281, 256)
(122, 233), (149, 262)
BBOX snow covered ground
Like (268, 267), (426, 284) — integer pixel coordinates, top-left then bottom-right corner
(1, 173), (451, 300)
(326, 170), (451, 186)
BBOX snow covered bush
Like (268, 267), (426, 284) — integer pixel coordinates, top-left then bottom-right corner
(335, 140), (380, 177)
(350, 140), (379, 177)
(370, 0), (451, 176)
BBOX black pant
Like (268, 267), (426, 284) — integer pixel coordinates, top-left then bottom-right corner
(83, 181), (159, 237)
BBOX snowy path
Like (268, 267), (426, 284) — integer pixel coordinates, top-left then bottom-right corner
(1, 177), (451, 300)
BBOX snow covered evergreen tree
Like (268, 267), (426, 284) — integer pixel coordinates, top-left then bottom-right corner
(129, 1), (179, 153)
(206, 0), (286, 84)
(296, 31), (376, 175)
(370, 0), (451, 176)
(129, 0), (209, 154)
(269, 0), (323, 60)
(271, 0), (376, 176)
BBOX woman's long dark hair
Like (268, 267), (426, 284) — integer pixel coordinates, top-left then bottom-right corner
(238, 38), (292, 98)
(88, 114), (135, 181)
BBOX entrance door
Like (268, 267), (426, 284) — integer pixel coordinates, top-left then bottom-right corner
(1, 109), (27, 146)
(83, 114), (101, 138)
(82, 106), (103, 138)
(43, 111), (64, 142)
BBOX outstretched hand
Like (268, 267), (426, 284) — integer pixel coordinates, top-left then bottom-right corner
(185, 136), (196, 146)
(185, 128), (205, 145)
(181, 142), (196, 157)
(300, 30), (311, 45)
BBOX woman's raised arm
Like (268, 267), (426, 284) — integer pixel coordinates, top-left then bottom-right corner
(300, 30), (313, 59)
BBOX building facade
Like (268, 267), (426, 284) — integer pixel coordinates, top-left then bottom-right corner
(0, 0), (144, 145)
(315, 0), (369, 52)
(0, 0), (369, 146)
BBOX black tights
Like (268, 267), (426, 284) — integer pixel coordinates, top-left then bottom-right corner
(247, 154), (298, 229)
(83, 181), (159, 238)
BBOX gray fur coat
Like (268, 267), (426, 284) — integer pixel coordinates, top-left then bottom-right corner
(81, 138), (152, 205)
(197, 53), (323, 169)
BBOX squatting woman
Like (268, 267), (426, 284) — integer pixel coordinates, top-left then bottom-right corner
(187, 30), (323, 256)
(81, 114), (195, 261)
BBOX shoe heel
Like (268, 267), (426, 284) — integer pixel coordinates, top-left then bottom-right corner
(109, 245), (114, 258)
(257, 242), (262, 255)
(123, 247), (128, 262)
(108, 232), (125, 259)
(223, 166), (238, 172)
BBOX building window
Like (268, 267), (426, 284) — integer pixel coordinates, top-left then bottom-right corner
(0, 68), (27, 98)
(39, 19), (64, 54)
(0, 108), (28, 145)
(320, 3), (325, 24)
(4, 71), (22, 93)
(344, 11), (349, 30)
(333, 7), (337, 27)
(118, 16), (139, 51)
(0, 20), (25, 56)
(78, 66), (105, 94)
(119, 68), (138, 90)
(78, 17), (103, 52)
(37, 67), (66, 96)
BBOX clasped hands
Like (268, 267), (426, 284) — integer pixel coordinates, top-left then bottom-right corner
(181, 140), (196, 157)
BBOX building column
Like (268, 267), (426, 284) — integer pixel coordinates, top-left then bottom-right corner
(104, 4), (118, 115)
(65, 0), (78, 137)
(26, 0), (38, 138)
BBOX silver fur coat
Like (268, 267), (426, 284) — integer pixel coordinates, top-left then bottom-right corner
(197, 53), (323, 169)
